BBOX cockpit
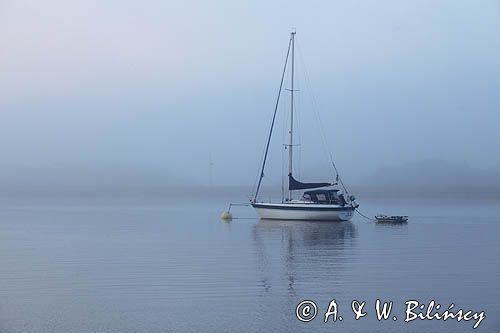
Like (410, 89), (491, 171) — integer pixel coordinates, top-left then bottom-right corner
(302, 189), (347, 206)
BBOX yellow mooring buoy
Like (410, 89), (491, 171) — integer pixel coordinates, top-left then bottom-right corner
(220, 211), (233, 221)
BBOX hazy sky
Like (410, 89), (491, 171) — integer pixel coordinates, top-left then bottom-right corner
(1, 0), (500, 188)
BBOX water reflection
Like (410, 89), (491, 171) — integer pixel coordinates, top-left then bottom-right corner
(248, 220), (358, 331)
(254, 219), (357, 248)
(252, 220), (358, 294)
(374, 221), (409, 233)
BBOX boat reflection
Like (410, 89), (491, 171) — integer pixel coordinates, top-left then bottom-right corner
(254, 219), (357, 247)
(374, 221), (409, 232)
(252, 220), (358, 296)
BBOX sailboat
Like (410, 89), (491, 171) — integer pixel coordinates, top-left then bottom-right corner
(251, 30), (359, 221)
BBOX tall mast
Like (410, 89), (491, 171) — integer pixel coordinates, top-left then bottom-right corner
(288, 30), (296, 201)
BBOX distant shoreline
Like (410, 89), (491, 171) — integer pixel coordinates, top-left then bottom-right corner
(0, 184), (499, 201)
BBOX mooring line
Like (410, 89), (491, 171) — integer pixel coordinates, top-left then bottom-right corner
(355, 209), (376, 222)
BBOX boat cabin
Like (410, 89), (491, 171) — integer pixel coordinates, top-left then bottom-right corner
(302, 189), (347, 206)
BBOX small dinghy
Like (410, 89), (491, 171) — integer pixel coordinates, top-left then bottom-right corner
(375, 215), (408, 223)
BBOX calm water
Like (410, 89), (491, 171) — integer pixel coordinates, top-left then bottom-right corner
(0, 192), (499, 332)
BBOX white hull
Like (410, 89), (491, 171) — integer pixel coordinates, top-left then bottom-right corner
(252, 202), (354, 221)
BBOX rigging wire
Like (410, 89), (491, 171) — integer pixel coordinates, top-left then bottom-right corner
(295, 40), (336, 182)
(251, 138), (268, 197)
(296, 39), (350, 195)
(253, 36), (293, 201)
